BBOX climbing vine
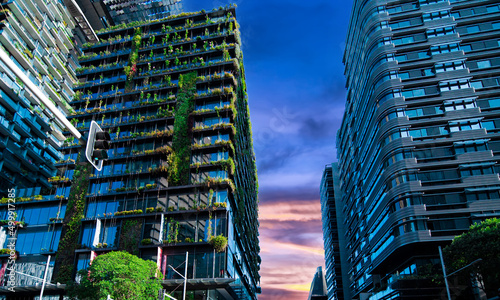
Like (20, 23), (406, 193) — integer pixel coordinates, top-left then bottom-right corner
(124, 28), (142, 92)
(119, 219), (142, 255)
(53, 155), (92, 282)
(168, 71), (198, 186)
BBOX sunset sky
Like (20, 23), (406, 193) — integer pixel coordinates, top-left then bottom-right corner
(184, 0), (354, 298)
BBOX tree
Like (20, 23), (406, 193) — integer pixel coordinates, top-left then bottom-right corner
(68, 251), (162, 300)
(443, 218), (500, 297)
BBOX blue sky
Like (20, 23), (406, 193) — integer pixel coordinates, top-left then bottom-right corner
(184, 0), (353, 298)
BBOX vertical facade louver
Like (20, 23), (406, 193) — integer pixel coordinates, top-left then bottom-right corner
(0, 6), (260, 300)
(338, 0), (500, 299)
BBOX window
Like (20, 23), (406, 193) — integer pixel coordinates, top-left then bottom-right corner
(377, 89), (402, 105)
(418, 169), (460, 183)
(390, 17), (423, 30)
(402, 88), (426, 98)
(427, 26), (455, 38)
(435, 60), (465, 73)
(477, 98), (500, 109)
(383, 149), (413, 168)
(430, 43), (460, 55)
(460, 164), (495, 177)
(393, 36), (415, 45)
(466, 188), (500, 201)
(373, 71), (398, 89)
(454, 140), (488, 155)
(481, 119), (500, 132)
(395, 50), (430, 62)
(406, 106), (443, 118)
(409, 126), (449, 138)
(399, 68), (434, 79)
(402, 85), (440, 98)
(423, 11), (450, 21)
(477, 60), (492, 69)
(471, 77), (500, 89)
(449, 119), (481, 132)
(439, 79), (470, 92)
(382, 129), (409, 146)
(379, 109), (405, 126)
(443, 99), (476, 111)
(466, 25), (480, 33)
(414, 146), (453, 160)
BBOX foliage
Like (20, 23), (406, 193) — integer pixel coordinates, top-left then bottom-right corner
(67, 251), (162, 300)
(208, 235), (228, 253)
(119, 220), (142, 255)
(443, 218), (500, 296)
(168, 72), (197, 186)
(166, 218), (179, 243)
(124, 28), (142, 92)
(54, 158), (92, 282)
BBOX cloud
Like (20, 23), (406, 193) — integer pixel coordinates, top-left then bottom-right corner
(258, 288), (309, 300)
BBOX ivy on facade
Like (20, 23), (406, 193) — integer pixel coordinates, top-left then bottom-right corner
(53, 156), (92, 282)
(168, 71), (197, 186)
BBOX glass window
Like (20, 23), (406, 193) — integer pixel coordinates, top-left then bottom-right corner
(467, 25), (480, 33)
(477, 60), (492, 69)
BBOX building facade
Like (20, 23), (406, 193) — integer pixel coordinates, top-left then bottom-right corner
(1, 5), (259, 300)
(307, 266), (328, 300)
(0, 0), (81, 294)
(337, 0), (500, 299)
(73, 0), (183, 32)
(320, 164), (347, 300)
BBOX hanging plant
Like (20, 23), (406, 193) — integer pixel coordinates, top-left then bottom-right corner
(208, 235), (228, 252)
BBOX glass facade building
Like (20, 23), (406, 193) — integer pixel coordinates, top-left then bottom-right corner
(320, 164), (347, 300)
(0, 5), (260, 300)
(0, 0), (79, 295)
(336, 0), (500, 299)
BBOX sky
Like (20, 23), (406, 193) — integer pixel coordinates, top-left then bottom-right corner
(183, 0), (354, 298)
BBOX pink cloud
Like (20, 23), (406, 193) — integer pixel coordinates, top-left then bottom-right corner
(258, 199), (326, 299)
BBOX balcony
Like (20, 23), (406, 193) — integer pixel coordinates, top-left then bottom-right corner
(12, 112), (31, 137)
(0, 73), (22, 101)
(0, 28), (31, 70)
(7, 0), (40, 38)
(0, 116), (11, 136)
(39, 164), (56, 177)
(3, 148), (21, 172)
(6, 14), (37, 49)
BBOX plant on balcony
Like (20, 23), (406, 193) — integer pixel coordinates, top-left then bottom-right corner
(141, 238), (153, 246)
(0, 220), (25, 227)
(208, 235), (228, 253)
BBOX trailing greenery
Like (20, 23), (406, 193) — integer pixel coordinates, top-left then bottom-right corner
(124, 28), (142, 92)
(67, 251), (162, 300)
(208, 234), (228, 253)
(53, 157), (92, 282)
(168, 71), (197, 186)
(443, 218), (500, 297)
(119, 219), (142, 255)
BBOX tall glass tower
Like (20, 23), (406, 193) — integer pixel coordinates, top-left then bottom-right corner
(336, 0), (500, 299)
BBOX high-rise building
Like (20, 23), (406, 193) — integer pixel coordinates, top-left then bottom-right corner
(336, 0), (500, 299)
(1, 5), (260, 300)
(320, 164), (348, 300)
(0, 0), (80, 196)
(73, 0), (183, 32)
(307, 266), (328, 300)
